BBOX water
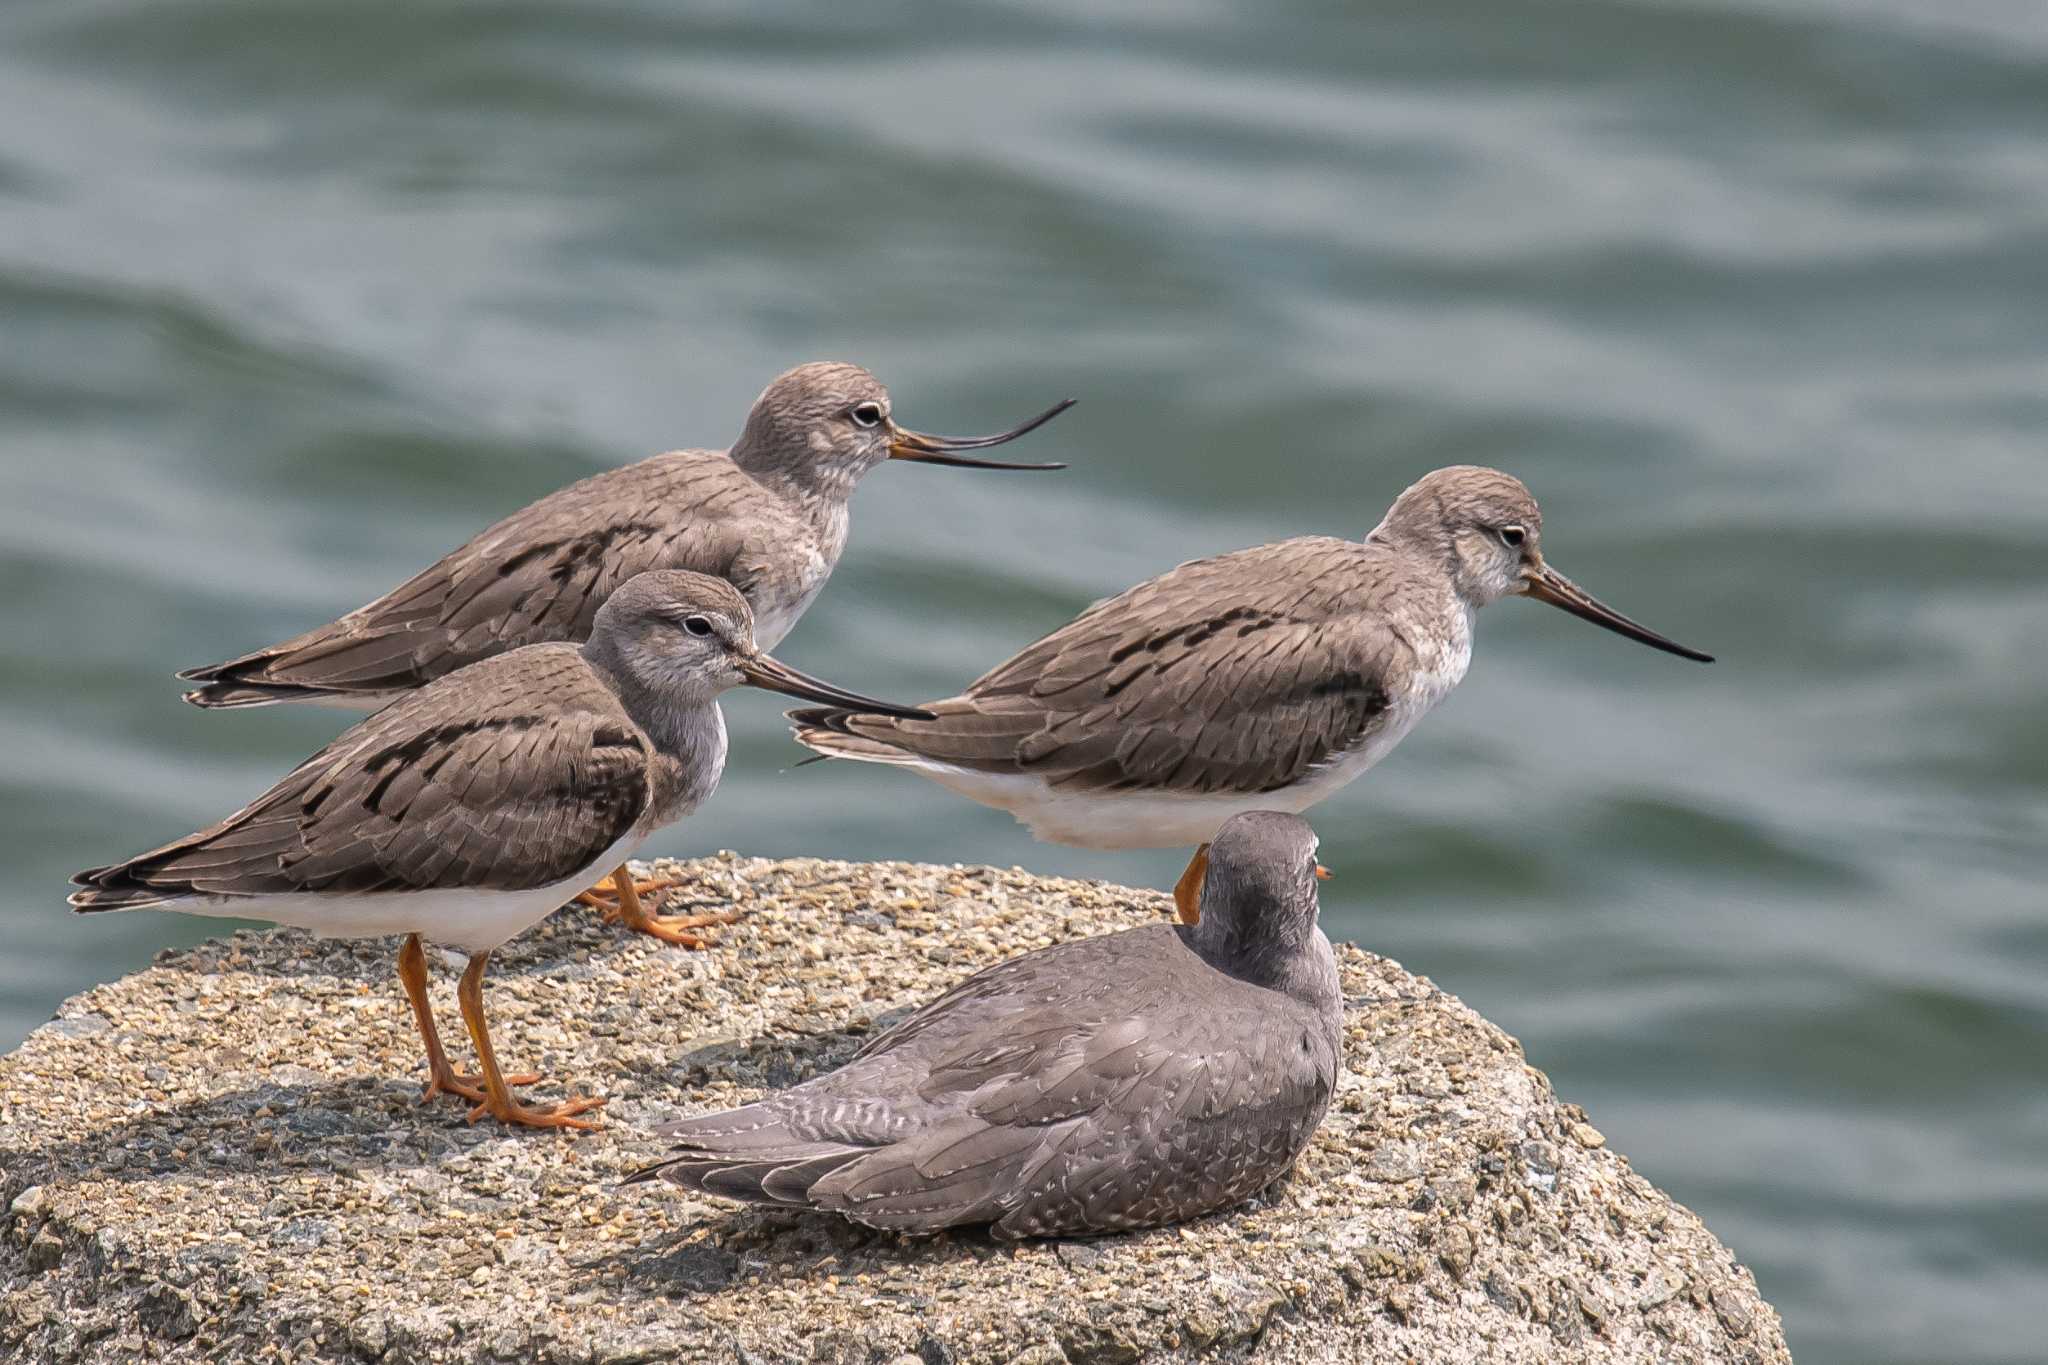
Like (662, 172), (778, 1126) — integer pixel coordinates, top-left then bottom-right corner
(4, 2), (2045, 1359)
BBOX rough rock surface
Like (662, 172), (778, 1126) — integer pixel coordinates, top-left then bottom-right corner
(0, 854), (1788, 1363)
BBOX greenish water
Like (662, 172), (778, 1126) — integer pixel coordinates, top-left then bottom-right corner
(3, 2), (2045, 1360)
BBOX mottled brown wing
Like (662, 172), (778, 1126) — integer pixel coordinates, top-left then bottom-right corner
(797, 537), (1407, 796)
(180, 452), (776, 705)
(77, 648), (649, 904)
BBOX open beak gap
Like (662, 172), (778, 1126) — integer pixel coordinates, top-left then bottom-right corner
(887, 398), (1075, 470)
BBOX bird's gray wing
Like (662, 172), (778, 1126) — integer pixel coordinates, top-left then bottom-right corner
(791, 537), (1409, 796)
(808, 994), (1337, 1237)
(628, 929), (1338, 1236)
(181, 453), (774, 705)
(625, 932), (1176, 1202)
(74, 648), (649, 905)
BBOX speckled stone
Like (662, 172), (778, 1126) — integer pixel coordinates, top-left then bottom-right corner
(0, 854), (1790, 1363)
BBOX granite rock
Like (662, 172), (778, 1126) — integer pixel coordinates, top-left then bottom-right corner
(0, 854), (1789, 1363)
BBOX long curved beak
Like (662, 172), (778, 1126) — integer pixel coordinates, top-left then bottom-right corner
(736, 652), (936, 720)
(1523, 562), (1714, 663)
(887, 398), (1074, 470)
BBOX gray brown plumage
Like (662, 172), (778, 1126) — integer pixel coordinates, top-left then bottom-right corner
(625, 811), (1342, 1238)
(73, 571), (930, 1130)
(179, 362), (1070, 710)
(790, 465), (1712, 919)
(82, 648), (658, 907)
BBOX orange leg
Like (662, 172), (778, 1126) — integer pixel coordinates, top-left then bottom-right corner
(397, 933), (536, 1105)
(579, 863), (739, 949)
(1172, 844), (1211, 925)
(454, 950), (605, 1132)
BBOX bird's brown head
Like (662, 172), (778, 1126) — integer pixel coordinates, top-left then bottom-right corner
(1371, 465), (1713, 662)
(588, 570), (934, 719)
(729, 361), (1071, 499)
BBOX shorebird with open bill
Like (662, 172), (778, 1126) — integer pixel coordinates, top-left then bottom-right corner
(176, 361), (1069, 939)
(792, 465), (1714, 922)
(625, 811), (1341, 1237)
(72, 571), (932, 1131)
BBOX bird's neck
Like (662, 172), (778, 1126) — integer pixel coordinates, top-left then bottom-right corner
(582, 642), (728, 775)
(1191, 910), (1334, 1011)
(729, 437), (866, 511)
(1363, 523), (1488, 618)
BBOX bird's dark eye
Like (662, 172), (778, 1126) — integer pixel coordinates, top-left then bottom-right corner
(1498, 525), (1526, 549)
(681, 615), (714, 637)
(849, 401), (884, 428)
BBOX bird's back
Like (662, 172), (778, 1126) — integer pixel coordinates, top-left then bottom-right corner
(75, 643), (658, 914)
(789, 534), (1464, 820)
(180, 451), (820, 708)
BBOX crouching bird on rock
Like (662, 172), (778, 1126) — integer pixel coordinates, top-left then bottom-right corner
(71, 571), (931, 1131)
(791, 465), (1713, 922)
(177, 361), (1070, 940)
(624, 811), (1342, 1237)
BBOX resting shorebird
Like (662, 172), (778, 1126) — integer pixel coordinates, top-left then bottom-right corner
(176, 361), (1067, 938)
(72, 572), (930, 1131)
(626, 811), (1341, 1238)
(792, 465), (1713, 921)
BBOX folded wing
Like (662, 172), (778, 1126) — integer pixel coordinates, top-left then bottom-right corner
(75, 649), (650, 908)
(180, 454), (764, 707)
(626, 929), (1337, 1237)
(791, 537), (1407, 797)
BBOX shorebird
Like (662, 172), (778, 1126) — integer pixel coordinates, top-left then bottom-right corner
(791, 465), (1713, 921)
(175, 361), (1069, 939)
(625, 811), (1341, 1237)
(72, 571), (932, 1131)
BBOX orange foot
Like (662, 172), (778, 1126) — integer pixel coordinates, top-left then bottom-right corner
(422, 1064), (540, 1108)
(453, 948), (607, 1133)
(621, 907), (742, 949)
(580, 864), (739, 949)
(464, 1087), (607, 1132)
(575, 865), (686, 917)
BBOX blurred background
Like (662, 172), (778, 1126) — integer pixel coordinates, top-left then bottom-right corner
(3, 2), (2044, 1361)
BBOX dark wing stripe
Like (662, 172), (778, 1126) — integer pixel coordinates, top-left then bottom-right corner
(180, 454), (768, 700)
(74, 650), (649, 904)
(794, 537), (1408, 797)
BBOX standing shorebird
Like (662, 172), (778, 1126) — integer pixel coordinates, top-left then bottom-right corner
(625, 811), (1342, 1238)
(176, 361), (1068, 939)
(72, 572), (931, 1130)
(792, 465), (1713, 922)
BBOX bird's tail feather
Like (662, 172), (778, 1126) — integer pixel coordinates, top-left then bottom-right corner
(68, 878), (178, 913)
(620, 1148), (866, 1205)
(786, 708), (926, 766)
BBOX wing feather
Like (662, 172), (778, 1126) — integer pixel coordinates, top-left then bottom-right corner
(792, 537), (1410, 796)
(627, 928), (1339, 1237)
(181, 453), (785, 705)
(75, 648), (648, 907)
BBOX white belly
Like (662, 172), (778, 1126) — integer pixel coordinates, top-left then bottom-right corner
(131, 833), (645, 956)
(915, 698), (1432, 848)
